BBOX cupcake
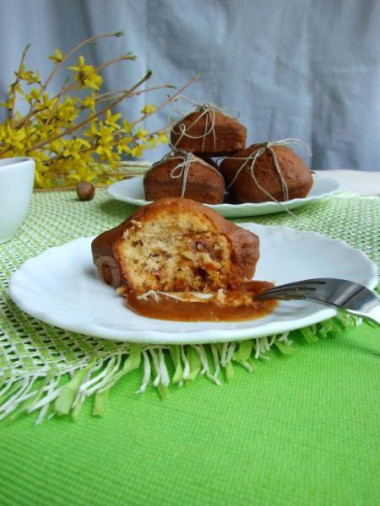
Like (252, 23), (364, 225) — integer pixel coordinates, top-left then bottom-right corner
(144, 151), (225, 204)
(170, 105), (246, 156)
(92, 198), (260, 293)
(220, 142), (313, 203)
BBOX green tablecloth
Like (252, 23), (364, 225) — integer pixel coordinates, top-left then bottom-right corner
(1, 190), (380, 505)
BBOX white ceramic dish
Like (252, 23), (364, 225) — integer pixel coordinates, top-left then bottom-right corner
(0, 157), (35, 243)
(9, 223), (377, 344)
(108, 174), (342, 218)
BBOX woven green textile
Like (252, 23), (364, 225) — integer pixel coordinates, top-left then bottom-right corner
(1, 190), (380, 505)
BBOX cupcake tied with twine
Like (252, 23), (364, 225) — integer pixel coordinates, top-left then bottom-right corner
(144, 150), (225, 204)
(170, 97), (247, 155)
(220, 139), (313, 204)
(144, 96), (313, 206)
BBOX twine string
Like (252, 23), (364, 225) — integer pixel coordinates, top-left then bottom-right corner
(170, 153), (193, 198)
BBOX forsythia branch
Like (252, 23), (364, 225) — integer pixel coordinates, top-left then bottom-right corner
(0, 33), (198, 189)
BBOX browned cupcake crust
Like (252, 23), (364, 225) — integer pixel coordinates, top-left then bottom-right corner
(220, 144), (313, 203)
(170, 108), (247, 156)
(91, 198), (260, 294)
(144, 152), (225, 204)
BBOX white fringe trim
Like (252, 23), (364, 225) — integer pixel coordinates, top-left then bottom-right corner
(0, 315), (359, 423)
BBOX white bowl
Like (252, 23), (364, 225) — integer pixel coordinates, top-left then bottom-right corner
(0, 157), (35, 243)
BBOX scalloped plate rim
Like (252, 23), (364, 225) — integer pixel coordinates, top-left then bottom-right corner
(8, 223), (378, 344)
(107, 173), (342, 217)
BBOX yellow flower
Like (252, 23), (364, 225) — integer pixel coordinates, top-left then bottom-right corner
(68, 56), (103, 90)
(97, 122), (115, 144)
(83, 122), (99, 139)
(0, 98), (15, 110)
(30, 88), (40, 100)
(131, 144), (144, 157)
(105, 109), (121, 128)
(56, 97), (79, 123)
(75, 138), (91, 149)
(2, 125), (27, 151)
(122, 119), (132, 132)
(155, 132), (168, 144)
(49, 49), (64, 63)
(25, 87), (41, 103)
(141, 104), (156, 115)
(136, 127), (148, 139)
(49, 140), (64, 154)
(117, 138), (132, 155)
(17, 63), (40, 84)
(82, 96), (96, 111)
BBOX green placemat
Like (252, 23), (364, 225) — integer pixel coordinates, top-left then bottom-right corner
(0, 191), (379, 423)
(1, 191), (380, 506)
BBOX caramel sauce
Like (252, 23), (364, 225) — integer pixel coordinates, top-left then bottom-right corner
(125, 281), (278, 322)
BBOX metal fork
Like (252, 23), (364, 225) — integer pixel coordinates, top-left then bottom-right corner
(255, 278), (380, 325)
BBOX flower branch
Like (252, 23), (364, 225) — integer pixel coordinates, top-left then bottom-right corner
(0, 34), (198, 188)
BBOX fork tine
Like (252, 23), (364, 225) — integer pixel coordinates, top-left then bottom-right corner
(262, 279), (328, 291)
(255, 290), (309, 301)
(255, 279), (325, 300)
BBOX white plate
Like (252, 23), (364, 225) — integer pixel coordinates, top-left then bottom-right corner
(108, 174), (342, 217)
(9, 224), (377, 344)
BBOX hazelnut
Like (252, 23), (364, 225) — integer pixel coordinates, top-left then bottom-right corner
(76, 182), (95, 201)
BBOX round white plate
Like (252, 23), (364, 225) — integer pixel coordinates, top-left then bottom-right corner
(9, 224), (377, 344)
(108, 174), (342, 217)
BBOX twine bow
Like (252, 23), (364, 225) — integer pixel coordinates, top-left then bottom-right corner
(227, 138), (312, 202)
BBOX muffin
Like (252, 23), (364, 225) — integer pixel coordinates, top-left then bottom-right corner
(170, 107), (247, 156)
(144, 152), (225, 204)
(220, 143), (313, 203)
(91, 198), (260, 294)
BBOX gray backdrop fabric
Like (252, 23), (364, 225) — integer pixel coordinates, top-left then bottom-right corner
(1, 0), (379, 170)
